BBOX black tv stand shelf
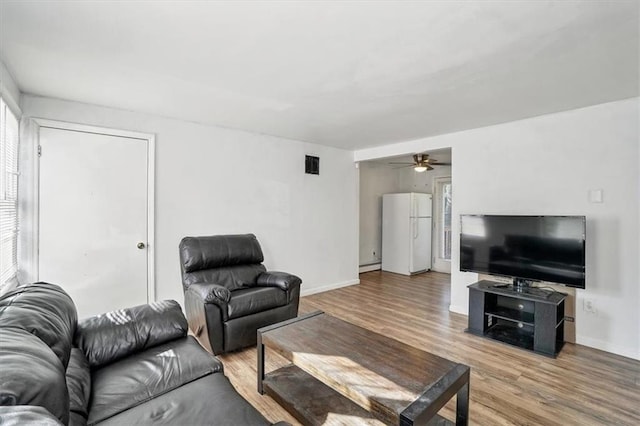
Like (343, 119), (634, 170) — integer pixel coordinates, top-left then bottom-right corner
(466, 280), (567, 357)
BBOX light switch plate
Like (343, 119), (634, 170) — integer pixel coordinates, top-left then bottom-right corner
(588, 189), (603, 203)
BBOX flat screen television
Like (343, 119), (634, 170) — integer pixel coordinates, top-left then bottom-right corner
(460, 215), (586, 288)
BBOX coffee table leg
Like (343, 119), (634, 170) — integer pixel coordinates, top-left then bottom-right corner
(257, 331), (265, 394)
(456, 381), (469, 426)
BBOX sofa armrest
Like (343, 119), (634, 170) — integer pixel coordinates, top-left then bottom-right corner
(0, 407), (64, 426)
(186, 283), (231, 308)
(256, 271), (302, 291)
(75, 300), (188, 368)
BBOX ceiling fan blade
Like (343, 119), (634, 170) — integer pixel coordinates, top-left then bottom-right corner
(430, 162), (451, 166)
(388, 162), (414, 165)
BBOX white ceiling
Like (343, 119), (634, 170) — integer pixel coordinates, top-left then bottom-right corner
(1, 1), (638, 150)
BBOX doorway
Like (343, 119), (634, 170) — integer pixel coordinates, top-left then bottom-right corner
(358, 148), (452, 275)
(36, 121), (154, 318)
(432, 176), (452, 273)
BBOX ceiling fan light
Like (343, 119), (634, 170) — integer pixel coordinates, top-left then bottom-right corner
(414, 166), (427, 172)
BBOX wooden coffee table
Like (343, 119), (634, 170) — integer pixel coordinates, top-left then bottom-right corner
(257, 312), (470, 425)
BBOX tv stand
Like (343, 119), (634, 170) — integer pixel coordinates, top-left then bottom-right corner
(467, 280), (567, 357)
(492, 280), (554, 299)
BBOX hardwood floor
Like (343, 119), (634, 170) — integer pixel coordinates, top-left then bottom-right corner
(218, 271), (640, 425)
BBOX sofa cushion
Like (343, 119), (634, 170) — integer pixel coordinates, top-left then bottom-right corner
(180, 234), (264, 273)
(227, 286), (287, 320)
(66, 348), (91, 424)
(0, 328), (69, 425)
(0, 282), (77, 369)
(87, 336), (222, 425)
(94, 373), (270, 426)
(75, 300), (188, 368)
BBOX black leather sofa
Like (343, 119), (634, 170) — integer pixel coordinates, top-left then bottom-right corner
(0, 282), (279, 426)
(179, 234), (301, 355)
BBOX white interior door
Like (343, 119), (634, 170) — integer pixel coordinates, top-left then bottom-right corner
(38, 126), (151, 318)
(432, 177), (452, 273)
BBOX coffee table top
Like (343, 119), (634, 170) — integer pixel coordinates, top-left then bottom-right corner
(260, 311), (465, 424)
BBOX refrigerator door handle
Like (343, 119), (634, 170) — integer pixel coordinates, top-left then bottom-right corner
(413, 219), (418, 239)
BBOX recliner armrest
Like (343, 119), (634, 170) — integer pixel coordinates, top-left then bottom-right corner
(186, 282), (231, 307)
(256, 271), (302, 291)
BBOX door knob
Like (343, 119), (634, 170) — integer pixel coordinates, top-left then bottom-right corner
(137, 242), (146, 249)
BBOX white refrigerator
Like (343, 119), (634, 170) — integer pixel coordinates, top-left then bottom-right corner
(381, 193), (432, 275)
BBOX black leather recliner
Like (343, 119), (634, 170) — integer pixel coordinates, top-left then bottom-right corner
(179, 234), (301, 355)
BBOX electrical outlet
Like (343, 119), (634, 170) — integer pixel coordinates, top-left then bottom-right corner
(583, 299), (597, 314)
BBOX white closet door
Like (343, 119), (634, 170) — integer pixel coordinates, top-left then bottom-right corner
(39, 126), (149, 319)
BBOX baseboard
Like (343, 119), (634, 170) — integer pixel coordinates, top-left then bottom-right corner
(576, 335), (640, 361)
(359, 263), (381, 273)
(449, 304), (468, 316)
(300, 279), (360, 297)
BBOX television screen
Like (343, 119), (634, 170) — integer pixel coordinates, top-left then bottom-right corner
(460, 215), (586, 288)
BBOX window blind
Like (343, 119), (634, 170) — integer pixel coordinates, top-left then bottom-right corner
(0, 97), (19, 291)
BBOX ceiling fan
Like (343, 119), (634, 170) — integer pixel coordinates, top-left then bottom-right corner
(389, 154), (451, 172)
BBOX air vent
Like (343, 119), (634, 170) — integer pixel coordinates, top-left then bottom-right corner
(305, 155), (319, 175)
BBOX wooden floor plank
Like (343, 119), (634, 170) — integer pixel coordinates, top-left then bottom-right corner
(217, 271), (640, 425)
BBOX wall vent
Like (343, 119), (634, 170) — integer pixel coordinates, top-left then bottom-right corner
(305, 155), (319, 175)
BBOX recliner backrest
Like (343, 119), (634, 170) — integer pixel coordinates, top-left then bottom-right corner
(179, 234), (266, 291)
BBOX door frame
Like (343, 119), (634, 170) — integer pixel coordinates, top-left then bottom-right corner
(432, 175), (452, 273)
(29, 118), (156, 302)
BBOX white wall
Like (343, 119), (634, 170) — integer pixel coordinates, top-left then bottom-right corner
(20, 95), (359, 303)
(358, 162), (399, 265)
(397, 164), (452, 194)
(0, 58), (21, 115)
(355, 98), (640, 360)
